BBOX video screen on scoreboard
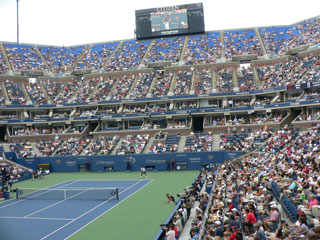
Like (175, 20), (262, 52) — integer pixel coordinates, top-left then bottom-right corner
(135, 3), (205, 40)
(150, 9), (188, 32)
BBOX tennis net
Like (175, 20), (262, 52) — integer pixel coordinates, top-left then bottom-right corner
(15, 187), (119, 201)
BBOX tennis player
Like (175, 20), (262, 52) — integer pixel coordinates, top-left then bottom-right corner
(140, 166), (147, 179)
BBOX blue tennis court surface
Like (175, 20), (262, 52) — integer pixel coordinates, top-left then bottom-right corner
(0, 179), (152, 240)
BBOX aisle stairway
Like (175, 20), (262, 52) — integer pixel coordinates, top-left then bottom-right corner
(177, 136), (187, 152)
(212, 134), (220, 151)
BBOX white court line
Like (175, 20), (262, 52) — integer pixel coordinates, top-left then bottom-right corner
(40, 179), (153, 240)
(0, 216), (74, 221)
(0, 180), (79, 209)
(68, 179), (153, 181)
(65, 179), (153, 240)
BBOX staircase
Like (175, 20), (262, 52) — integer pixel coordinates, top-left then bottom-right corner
(104, 41), (124, 68)
(139, 40), (154, 68)
(2, 143), (11, 152)
(212, 134), (221, 151)
(253, 67), (262, 87)
(111, 137), (124, 155)
(179, 36), (189, 65)
(1, 81), (10, 104)
(177, 136), (187, 152)
(254, 28), (268, 58)
(34, 45), (51, 73)
(168, 72), (178, 96)
(211, 70), (218, 93)
(220, 31), (226, 60)
(30, 142), (43, 157)
(143, 137), (154, 154)
(21, 82), (33, 104)
(232, 68), (239, 92)
(189, 69), (196, 94)
(39, 81), (51, 103)
(0, 43), (12, 71)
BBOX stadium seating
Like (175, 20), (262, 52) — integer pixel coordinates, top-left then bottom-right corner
(4, 44), (46, 72)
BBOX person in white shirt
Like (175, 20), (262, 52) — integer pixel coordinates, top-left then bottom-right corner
(140, 166), (147, 179)
(165, 225), (175, 240)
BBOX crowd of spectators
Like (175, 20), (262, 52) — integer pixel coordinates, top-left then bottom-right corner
(54, 137), (89, 156)
(194, 68), (213, 95)
(184, 32), (222, 65)
(73, 43), (118, 70)
(25, 81), (48, 105)
(106, 40), (150, 71)
(39, 46), (84, 74)
(199, 124), (320, 239)
(224, 29), (263, 58)
(150, 71), (173, 97)
(10, 141), (37, 158)
(173, 70), (193, 96)
(73, 77), (100, 103)
(0, 85), (6, 105)
(36, 137), (62, 156)
(295, 112), (320, 122)
(9, 126), (68, 136)
(4, 44), (46, 72)
(216, 68), (234, 93)
(109, 74), (135, 100)
(237, 67), (257, 92)
(5, 80), (26, 104)
(219, 127), (272, 152)
(168, 120), (190, 129)
(128, 72), (154, 99)
(116, 134), (149, 155)
(184, 132), (213, 152)
(257, 54), (318, 89)
(84, 135), (119, 155)
(144, 37), (184, 65)
(0, 52), (9, 74)
(88, 76), (116, 102)
(42, 79), (80, 104)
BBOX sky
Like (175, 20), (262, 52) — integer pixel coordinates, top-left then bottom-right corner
(0, 0), (319, 46)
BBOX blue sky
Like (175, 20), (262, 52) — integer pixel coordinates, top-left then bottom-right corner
(0, 0), (319, 46)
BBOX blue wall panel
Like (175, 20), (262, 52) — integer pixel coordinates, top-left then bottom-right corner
(11, 151), (242, 172)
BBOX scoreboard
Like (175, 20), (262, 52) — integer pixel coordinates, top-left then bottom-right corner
(135, 3), (205, 40)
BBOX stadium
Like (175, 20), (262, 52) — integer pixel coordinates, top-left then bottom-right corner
(0, 1), (320, 239)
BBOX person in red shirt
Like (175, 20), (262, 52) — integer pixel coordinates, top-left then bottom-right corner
(229, 225), (241, 240)
(244, 208), (256, 235)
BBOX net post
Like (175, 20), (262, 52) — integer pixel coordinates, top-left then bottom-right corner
(64, 189), (66, 200)
(16, 188), (19, 199)
(116, 188), (119, 201)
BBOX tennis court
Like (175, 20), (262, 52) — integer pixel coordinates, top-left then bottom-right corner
(0, 179), (152, 240)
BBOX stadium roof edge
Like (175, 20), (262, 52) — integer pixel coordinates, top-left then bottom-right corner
(1, 15), (319, 48)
